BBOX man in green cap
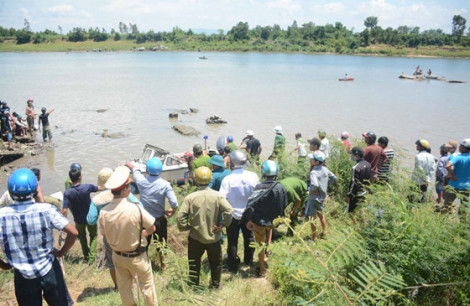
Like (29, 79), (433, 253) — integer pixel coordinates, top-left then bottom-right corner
(209, 155), (231, 191)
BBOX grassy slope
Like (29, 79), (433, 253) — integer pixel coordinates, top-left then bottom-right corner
(0, 225), (278, 305)
(1, 38), (470, 57)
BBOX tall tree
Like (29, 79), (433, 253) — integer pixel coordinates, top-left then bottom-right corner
(23, 18), (31, 32)
(364, 16), (378, 29)
(452, 15), (467, 38)
(229, 22), (249, 41)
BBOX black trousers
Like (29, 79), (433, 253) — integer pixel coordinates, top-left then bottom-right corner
(188, 236), (222, 287)
(14, 258), (69, 306)
(226, 218), (254, 271)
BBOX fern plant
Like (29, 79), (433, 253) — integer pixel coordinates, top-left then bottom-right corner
(270, 217), (405, 305)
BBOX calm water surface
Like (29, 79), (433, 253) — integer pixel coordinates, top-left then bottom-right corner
(0, 52), (468, 194)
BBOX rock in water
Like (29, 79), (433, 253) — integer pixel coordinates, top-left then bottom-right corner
(97, 109), (108, 113)
(169, 112), (178, 118)
(190, 108), (199, 113)
(206, 114), (227, 124)
(172, 125), (200, 136)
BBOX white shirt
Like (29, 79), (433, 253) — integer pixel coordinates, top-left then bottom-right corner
(219, 168), (260, 220)
(320, 138), (330, 158)
(297, 139), (307, 157)
(412, 151), (436, 185)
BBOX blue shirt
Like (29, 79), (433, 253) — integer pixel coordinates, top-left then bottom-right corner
(0, 201), (69, 279)
(87, 191), (142, 225)
(209, 168), (231, 191)
(63, 183), (99, 224)
(449, 153), (470, 190)
(133, 169), (178, 218)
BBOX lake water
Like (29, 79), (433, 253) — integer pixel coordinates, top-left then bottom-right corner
(0, 51), (469, 194)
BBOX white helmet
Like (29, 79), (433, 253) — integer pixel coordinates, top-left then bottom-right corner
(274, 126), (283, 133)
(246, 130), (254, 136)
(460, 138), (470, 148)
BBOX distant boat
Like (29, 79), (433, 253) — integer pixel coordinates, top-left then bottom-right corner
(199, 56), (207, 60)
(338, 76), (354, 81)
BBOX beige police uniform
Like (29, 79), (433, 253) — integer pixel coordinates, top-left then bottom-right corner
(99, 197), (157, 306)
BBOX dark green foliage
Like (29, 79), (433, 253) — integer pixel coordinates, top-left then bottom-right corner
(15, 30), (31, 44)
(67, 27), (87, 42)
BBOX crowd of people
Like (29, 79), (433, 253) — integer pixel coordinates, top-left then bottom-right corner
(0, 98), (54, 150)
(0, 124), (469, 306)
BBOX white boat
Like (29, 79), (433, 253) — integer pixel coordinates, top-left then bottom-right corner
(133, 144), (190, 183)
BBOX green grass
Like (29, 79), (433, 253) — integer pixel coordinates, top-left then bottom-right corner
(2, 38), (470, 58)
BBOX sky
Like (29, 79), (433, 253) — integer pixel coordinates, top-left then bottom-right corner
(0, 0), (468, 34)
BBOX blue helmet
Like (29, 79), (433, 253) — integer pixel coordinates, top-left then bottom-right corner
(227, 135), (234, 142)
(70, 163), (82, 170)
(146, 157), (163, 176)
(261, 160), (279, 177)
(8, 168), (38, 201)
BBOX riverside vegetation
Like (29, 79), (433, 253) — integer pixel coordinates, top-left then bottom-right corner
(1, 16), (470, 57)
(1, 138), (469, 305)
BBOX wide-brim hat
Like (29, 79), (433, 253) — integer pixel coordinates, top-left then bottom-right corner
(105, 166), (130, 190)
(445, 140), (458, 149)
(209, 155), (225, 168)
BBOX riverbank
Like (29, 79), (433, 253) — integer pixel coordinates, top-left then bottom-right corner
(1, 38), (470, 58)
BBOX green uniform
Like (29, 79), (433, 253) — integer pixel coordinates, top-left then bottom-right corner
(177, 186), (233, 288)
(177, 186), (233, 243)
(227, 142), (238, 153)
(280, 177), (308, 236)
(273, 133), (286, 157)
(191, 155), (211, 172)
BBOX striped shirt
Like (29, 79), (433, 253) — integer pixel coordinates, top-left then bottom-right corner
(0, 200), (69, 279)
(378, 149), (394, 180)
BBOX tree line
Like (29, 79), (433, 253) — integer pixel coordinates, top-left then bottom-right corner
(1, 15), (469, 50)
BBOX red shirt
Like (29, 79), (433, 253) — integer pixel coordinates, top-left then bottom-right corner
(363, 144), (386, 174)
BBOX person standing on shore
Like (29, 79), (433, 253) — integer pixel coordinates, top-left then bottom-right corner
(377, 136), (394, 182)
(245, 160), (287, 277)
(269, 126), (286, 161)
(305, 152), (336, 240)
(219, 150), (259, 272)
(318, 130), (330, 158)
(63, 167), (102, 263)
(345, 147), (371, 224)
(125, 157), (178, 270)
(25, 98), (36, 137)
(411, 139), (436, 203)
(38, 107), (54, 144)
(245, 130), (262, 163)
(435, 144), (449, 204)
(87, 167), (143, 290)
(208, 155), (231, 191)
(99, 166), (158, 305)
(293, 133), (307, 165)
(443, 139), (470, 221)
(362, 132), (388, 184)
(0, 168), (78, 306)
(177, 166), (233, 288)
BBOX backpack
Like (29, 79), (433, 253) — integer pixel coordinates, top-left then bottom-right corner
(241, 182), (278, 224)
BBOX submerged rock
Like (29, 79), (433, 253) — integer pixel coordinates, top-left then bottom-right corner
(101, 129), (126, 139)
(190, 108), (199, 113)
(206, 114), (227, 124)
(97, 109), (108, 113)
(172, 125), (200, 136)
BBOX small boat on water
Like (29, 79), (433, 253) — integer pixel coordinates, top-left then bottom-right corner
(199, 56), (207, 60)
(338, 76), (354, 81)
